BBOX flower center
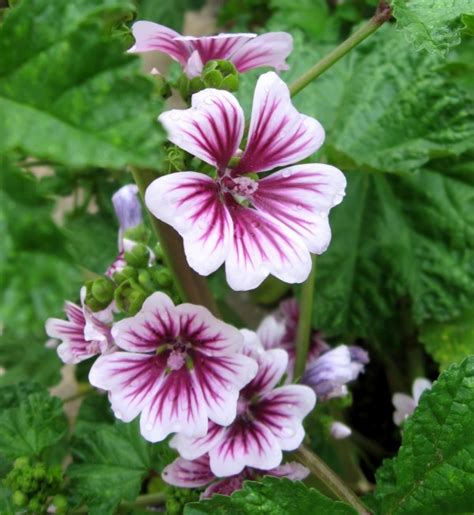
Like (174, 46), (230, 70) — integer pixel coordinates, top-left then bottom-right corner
(158, 340), (191, 372)
(167, 349), (187, 371)
(220, 175), (258, 204)
(236, 397), (249, 416)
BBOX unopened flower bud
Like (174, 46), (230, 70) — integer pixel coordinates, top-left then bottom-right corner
(138, 270), (156, 292)
(152, 267), (173, 288)
(330, 421), (352, 440)
(124, 243), (150, 268)
(203, 69), (223, 88)
(112, 185), (142, 234)
(202, 60), (239, 92)
(90, 277), (115, 305)
(123, 224), (151, 245)
(52, 494), (68, 512)
(114, 279), (148, 315)
(189, 76), (205, 94)
(113, 266), (138, 285)
(12, 491), (27, 507)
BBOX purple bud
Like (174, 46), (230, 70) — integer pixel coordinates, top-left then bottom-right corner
(349, 345), (369, 365)
(330, 421), (352, 439)
(112, 185), (142, 233)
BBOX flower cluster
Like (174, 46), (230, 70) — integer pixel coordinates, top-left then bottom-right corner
(46, 21), (353, 501)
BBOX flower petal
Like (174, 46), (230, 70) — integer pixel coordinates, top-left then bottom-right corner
(392, 393), (416, 426)
(257, 384), (316, 451)
(140, 368), (208, 442)
(146, 172), (233, 276)
(193, 352), (258, 426)
(256, 315), (286, 352)
(159, 89), (244, 171)
(412, 377), (432, 404)
(128, 21), (189, 64)
(225, 200), (312, 291)
(111, 292), (178, 353)
(162, 455), (215, 488)
(201, 476), (246, 499)
(89, 352), (165, 422)
(231, 32), (293, 73)
(176, 33), (256, 77)
(171, 421), (226, 461)
(254, 164), (346, 253)
(235, 72), (325, 174)
(243, 349), (288, 397)
(267, 461), (309, 481)
(209, 420), (283, 476)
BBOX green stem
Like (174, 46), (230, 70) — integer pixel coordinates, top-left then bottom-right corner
(289, 1), (392, 97)
(296, 446), (371, 514)
(294, 255), (317, 379)
(131, 167), (220, 317)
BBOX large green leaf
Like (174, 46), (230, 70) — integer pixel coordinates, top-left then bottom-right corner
(419, 308), (474, 369)
(0, 388), (68, 460)
(374, 357), (474, 513)
(0, 0), (165, 169)
(391, 0), (474, 55)
(185, 477), (357, 514)
(68, 420), (175, 515)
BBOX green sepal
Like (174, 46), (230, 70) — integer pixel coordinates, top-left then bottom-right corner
(124, 243), (150, 268)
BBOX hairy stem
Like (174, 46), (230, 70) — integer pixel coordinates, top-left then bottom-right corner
(296, 446), (371, 514)
(131, 167), (220, 317)
(289, 1), (392, 97)
(294, 255), (317, 379)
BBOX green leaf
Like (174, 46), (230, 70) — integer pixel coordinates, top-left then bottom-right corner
(374, 357), (474, 514)
(391, 0), (474, 55)
(0, 330), (61, 388)
(68, 420), (175, 514)
(137, 0), (206, 31)
(419, 308), (474, 369)
(184, 477), (357, 514)
(73, 394), (115, 436)
(0, 0), (165, 169)
(0, 388), (68, 460)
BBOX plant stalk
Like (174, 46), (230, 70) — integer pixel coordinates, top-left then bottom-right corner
(296, 446), (371, 514)
(294, 255), (317, 379)
(131, 167), (220, 317)
(289, 1), (392, 97)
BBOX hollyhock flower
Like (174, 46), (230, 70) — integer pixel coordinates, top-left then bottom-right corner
(45, 288), (112, 364)
(257, 298), (330, 379)
(162, 454), (309, 499)
(128, 21), (293, 78)
(146, 72), (346, 291)
(392, 377), (432, 426)
(302, 345), (368, 400)
(171, 331), (316, 476)
(89, 292), (258, 442)
(330, 421), (352, 440)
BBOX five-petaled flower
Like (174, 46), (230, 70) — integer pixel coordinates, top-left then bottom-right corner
(146, 72), (346, 291)
(89, 292), (258, 442)
(170, 330), (316, 476)
(128, 22), (293, 77)
(162, 454), (309, 499)
(45, 288), (112, 364)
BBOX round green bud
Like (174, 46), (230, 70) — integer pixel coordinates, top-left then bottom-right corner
(32, 465), (46, 480)
(123, 224), (151, 245)
(221, 73), (239, 92)
(203, 69), (223, 88)
(91, 277), (115, 305)
(13, 457), (29, 469)
(28, 498), (41, 512)
(155, 75), (172, 99)
(153, 243), (164, 262)
(113, 265), (138, 285)
(114, 279), (148, 315)
(177, 74), (190, 100)
(124, 243), (150, 269)
(138, 270), (156, 292)
(189, 76), (205, 94)
(12, 490), (27, 507)
(152, 267), (173, 288)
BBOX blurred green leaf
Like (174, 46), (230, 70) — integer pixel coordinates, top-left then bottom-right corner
(419, 308), (474, 370)
(0, 388), (68, 460)
(136, 0), (206, 31)
(0, 0), (165, 169)
(185, 477), (358, 514)
(374, 357), (474, 513)
(68, 420), (175, 514)
(74, 394), (115, 436)
(391, 0), (474, 55)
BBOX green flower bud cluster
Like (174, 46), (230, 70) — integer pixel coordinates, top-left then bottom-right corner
(154, 74), (172, 99)
(165, 486), (200, 515)
(164, 144), (187, 174)
(177, 59), (239, 100)
(85, 243), (180, 316)
(3, 457), (65, 513)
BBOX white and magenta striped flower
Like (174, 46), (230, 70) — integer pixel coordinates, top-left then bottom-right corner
(128, 21), (292, 77)
(257, 298), (330, 379)
(162, 454), (309, 499)
(89, 292), (258, 442)
(171, 331), (316, 476)
(146, 72), (346, 291)
(45, 288), (112, 364)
